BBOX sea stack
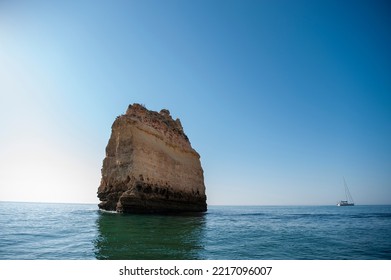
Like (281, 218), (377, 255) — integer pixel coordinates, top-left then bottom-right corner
(97, 104), (207, 213)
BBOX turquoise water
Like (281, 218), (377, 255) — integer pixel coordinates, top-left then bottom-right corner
(0, 202), (390, 259)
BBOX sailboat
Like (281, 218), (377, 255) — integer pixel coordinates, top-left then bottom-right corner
(337, 177), (355, 206)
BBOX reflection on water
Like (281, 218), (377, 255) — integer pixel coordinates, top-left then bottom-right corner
(94, 211), (206, 260)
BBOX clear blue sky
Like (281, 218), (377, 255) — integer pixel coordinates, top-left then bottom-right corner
(1, 0), (390, 205)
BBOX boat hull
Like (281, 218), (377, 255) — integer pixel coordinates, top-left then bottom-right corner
(337, 201), (354, 206)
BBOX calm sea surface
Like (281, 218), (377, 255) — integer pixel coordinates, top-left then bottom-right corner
(0, 202), (390, 260)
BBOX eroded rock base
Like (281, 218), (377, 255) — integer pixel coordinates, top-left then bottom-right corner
(98, 181), (207, 213)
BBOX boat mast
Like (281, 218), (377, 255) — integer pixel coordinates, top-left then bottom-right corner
(343, 177), (354, 204)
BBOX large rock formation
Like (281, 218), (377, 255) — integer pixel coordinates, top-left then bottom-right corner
(97, 104), (207, 213)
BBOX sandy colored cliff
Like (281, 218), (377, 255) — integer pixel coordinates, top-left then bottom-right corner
(97, 104), (207, 213)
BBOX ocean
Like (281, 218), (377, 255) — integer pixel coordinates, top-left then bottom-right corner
(0, 202), (390, 260)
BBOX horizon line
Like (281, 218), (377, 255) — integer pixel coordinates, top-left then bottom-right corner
(0, 200), (390, 207)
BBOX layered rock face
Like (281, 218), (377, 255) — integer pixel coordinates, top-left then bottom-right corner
(97, 104), (207, 213)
